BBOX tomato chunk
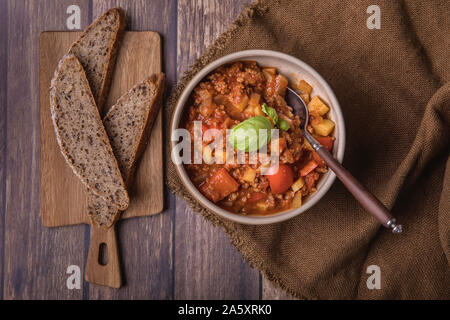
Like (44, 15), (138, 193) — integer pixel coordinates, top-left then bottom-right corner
(315, 136), (334, 152)
(199, 168), (239, 203)
(248, 192), (268, 204)
(312, 151), (325, 166)
(300, 160), (318, 177)
(311, 137), (333, 164)
(266, 164), (294, 194)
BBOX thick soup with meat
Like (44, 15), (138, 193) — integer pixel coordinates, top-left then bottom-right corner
(181, 61), (335, 215)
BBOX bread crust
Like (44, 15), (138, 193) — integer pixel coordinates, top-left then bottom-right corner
(106, 73), (165, 188)
(88, 73), (165, 227)
(69, 7), (126, 115)
(50, 54), (130, 211)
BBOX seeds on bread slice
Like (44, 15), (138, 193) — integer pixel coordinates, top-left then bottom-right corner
(87, 73), (165, 227)
(104, 73), (165, 183)
(50, 54), (129, 211)
(69, 7), (125, 114)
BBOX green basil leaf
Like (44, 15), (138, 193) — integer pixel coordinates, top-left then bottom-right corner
(261, 103), (278, 125)
(228, 116), (273, 152)
(279, 119), (290, 131)
(261, 102), (291, 132)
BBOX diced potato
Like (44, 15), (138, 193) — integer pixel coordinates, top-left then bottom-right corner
(292, 192), (302, 208)
(308, 96), (330, 116)
(300, 93), (310, 104)
(243, 105), (255, 118)
(256, 201), (269, 210)
(248, 93), (261, 108)
(262, 70), (274, 82)
(303, 139), (313, 151)
(262, 67), (276, 75)
(248, 93), (264, 116)
(275, 75), (288, 96)
(312, 119), (335, 136)
(291, 177), (305, 192)
(233, 94), (249, 112)
(297, 80), (313, 95)
(242, 168), (256, 183)
(202, 145), (213, 164)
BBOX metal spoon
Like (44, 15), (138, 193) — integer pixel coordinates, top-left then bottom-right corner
(286, 87), (402, 233)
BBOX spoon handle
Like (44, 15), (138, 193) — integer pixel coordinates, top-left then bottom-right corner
(315, 146), (402, 233)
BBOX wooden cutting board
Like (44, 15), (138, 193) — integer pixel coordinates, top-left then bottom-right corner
(39, 31), (164, 227)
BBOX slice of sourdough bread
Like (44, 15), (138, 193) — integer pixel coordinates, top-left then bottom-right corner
(87, 73), (165, 227)
(69, 7), (125, 114)
(50, 54), (130, 211)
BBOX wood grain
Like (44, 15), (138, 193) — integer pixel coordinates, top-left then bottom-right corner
(39, 32), (89, 227)
(40, 31), (163, 227)
(107, 31), (164, 220)
(85, 225), (121, 288)
(4, 0), (90, 299)
(86, 0), (176, 299)
(0, 0), (7, 300)
(175, 200), (260, 299)
(1, 0), (295, 299)
(174, 0), (261, 300)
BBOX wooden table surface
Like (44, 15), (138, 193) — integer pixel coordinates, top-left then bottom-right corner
(0, 0), (294, 300)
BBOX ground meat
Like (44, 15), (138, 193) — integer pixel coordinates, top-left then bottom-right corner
(181, 61), (330, 215)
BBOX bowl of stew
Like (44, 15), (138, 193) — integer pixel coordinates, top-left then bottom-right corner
(171, 50), (345, 224)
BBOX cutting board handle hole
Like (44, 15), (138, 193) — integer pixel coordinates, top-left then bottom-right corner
(98, 242), (108, 266)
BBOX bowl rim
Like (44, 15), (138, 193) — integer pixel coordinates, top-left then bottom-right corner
(170, 49), (345, 225)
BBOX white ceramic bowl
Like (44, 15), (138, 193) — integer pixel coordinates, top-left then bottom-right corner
(171, 50), (345, 224)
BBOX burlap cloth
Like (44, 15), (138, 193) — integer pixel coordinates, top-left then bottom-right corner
(165, 0), (450, 299)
